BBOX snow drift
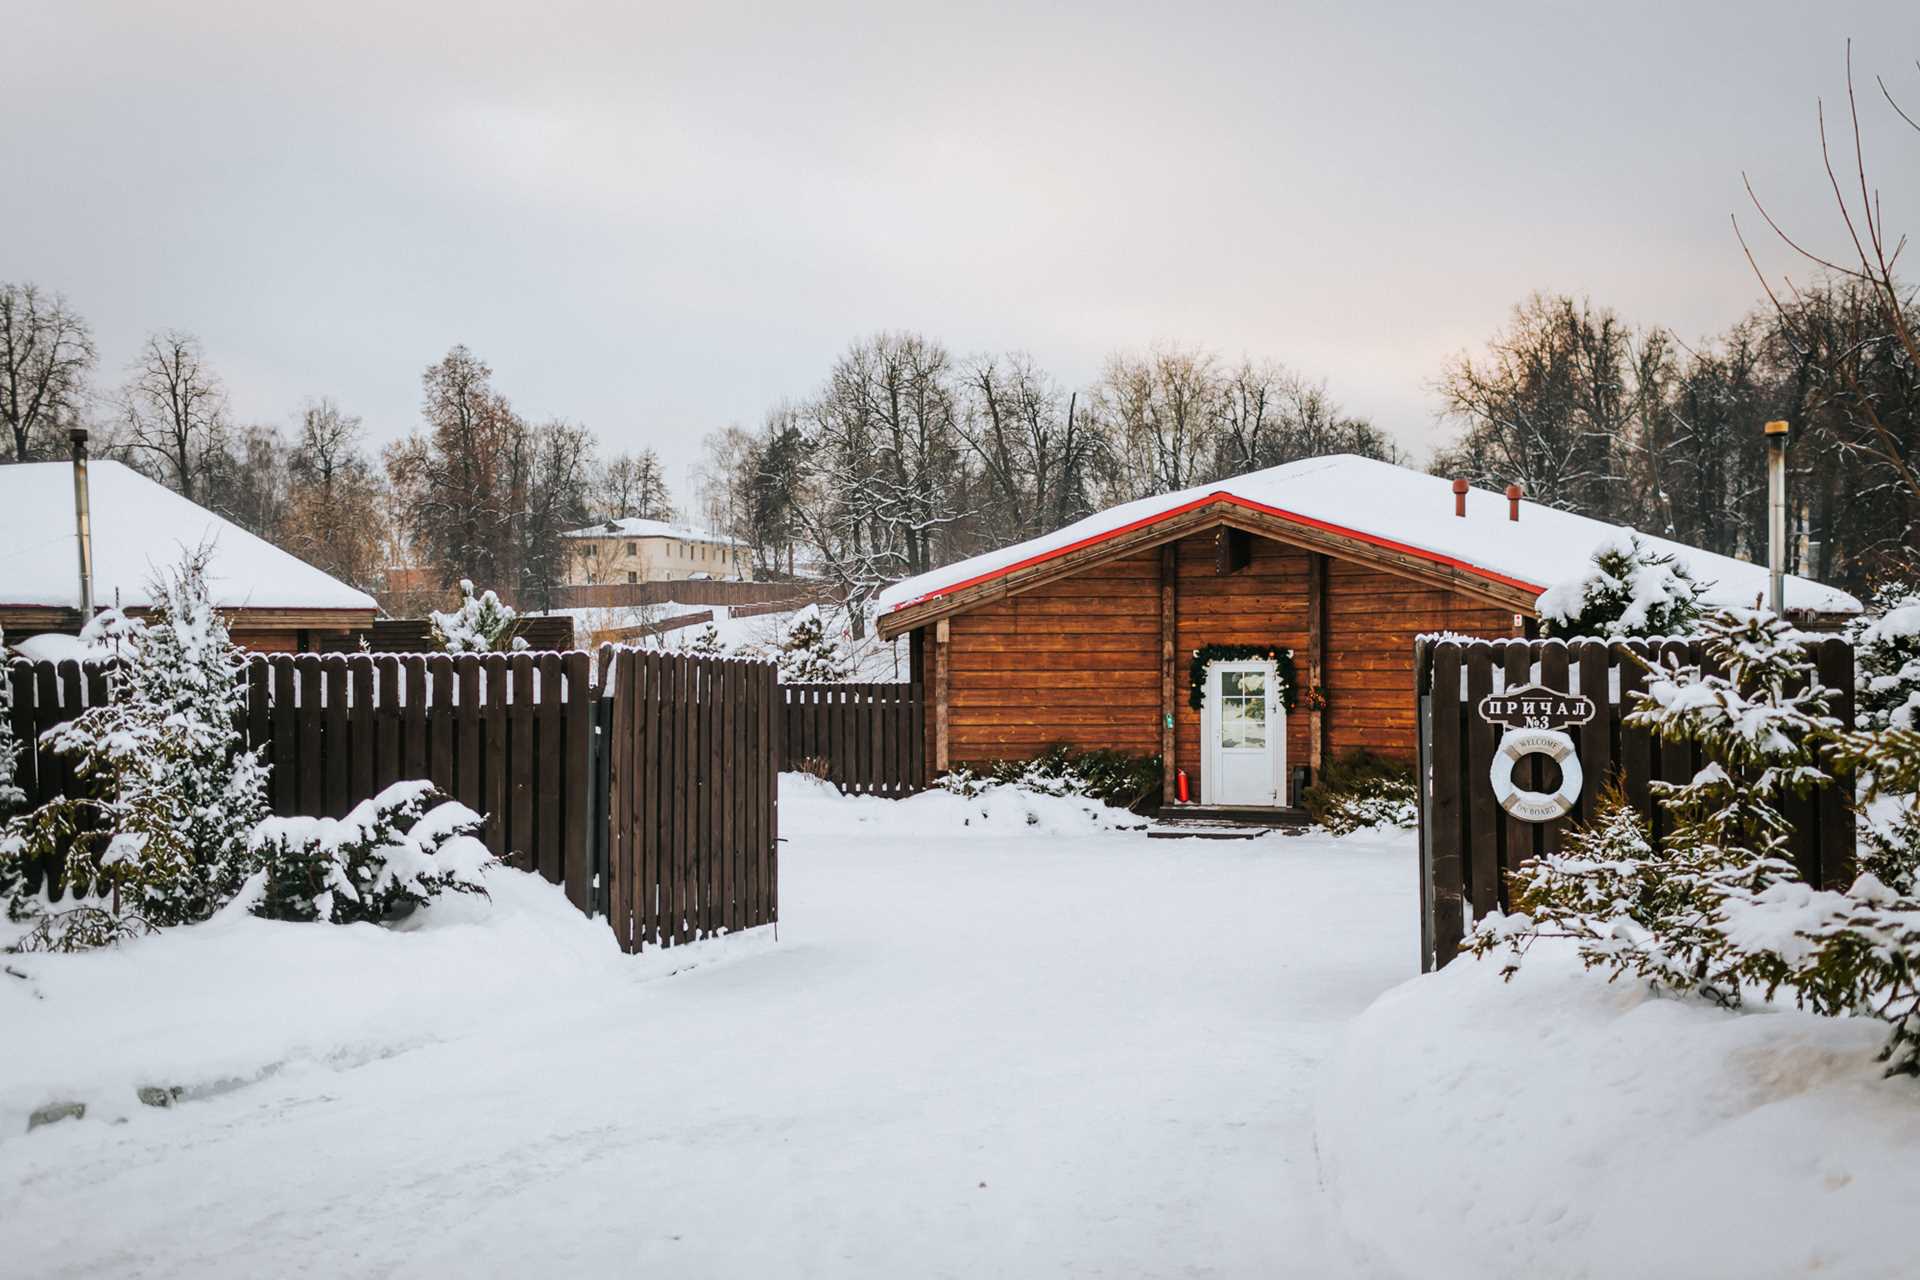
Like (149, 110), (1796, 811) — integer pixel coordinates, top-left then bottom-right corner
(1317, 945), (1920, 1279)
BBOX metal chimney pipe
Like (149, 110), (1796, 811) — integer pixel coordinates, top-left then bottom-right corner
(69, 428), (95, 624)
(1764, 419), (1790, 615)
(1452, 477), (1469, 518)
(1505, 482), (1523, 521)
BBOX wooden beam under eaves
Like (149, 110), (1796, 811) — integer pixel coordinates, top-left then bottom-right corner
(1214, 527), (1252, 575)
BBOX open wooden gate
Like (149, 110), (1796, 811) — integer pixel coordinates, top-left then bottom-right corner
(602, 648), (780, 952)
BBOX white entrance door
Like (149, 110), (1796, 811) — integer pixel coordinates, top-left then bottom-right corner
(1202, 660), (1285, 806)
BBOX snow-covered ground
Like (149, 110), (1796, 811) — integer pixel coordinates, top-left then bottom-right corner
(5, 782), (1916, 1277)
(1319, 943), (1920, 1280)
(0, 780), (1410, 1277)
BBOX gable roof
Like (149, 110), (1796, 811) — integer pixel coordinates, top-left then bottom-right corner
(875, 454), (1860, 625)
(562, 517), (748, 546)
(0, 460), (377, 613)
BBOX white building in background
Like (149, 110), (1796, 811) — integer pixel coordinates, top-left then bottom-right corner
(562, 519), (753, 584)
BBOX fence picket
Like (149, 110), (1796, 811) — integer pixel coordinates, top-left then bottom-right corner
(323, 654), (350, 816)
(348, 656), (375, 804)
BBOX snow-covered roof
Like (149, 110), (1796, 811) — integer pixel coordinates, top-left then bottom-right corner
(0, 460), (377, 613)
(562, 518), (747, 546)
(876, 454), (1862, 618)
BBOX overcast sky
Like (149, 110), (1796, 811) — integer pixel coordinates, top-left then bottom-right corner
(7, 1), (1918, 499)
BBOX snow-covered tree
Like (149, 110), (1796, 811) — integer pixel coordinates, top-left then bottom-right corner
(1537, 532), (1706, 638)
(3, 549), (270, 946)
(0, 626), (23, 818)
(1473, 608), (1920, 1076)
(431, 579), (526, 653)
(775, 605), (849, 683)
(1471, 609), (1839, 1002)
(684, 623), (726, 657)
(1850, 586), (1920, 733)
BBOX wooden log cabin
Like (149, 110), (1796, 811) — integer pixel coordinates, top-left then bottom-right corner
(875, 455), (1859, 810)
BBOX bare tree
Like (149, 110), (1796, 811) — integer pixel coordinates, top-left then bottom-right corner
(519, 419), (597, 610)
(1432, 294), (1637, 512)
(1093, 344), (1219, 501)
(955, 351), (1081, 544)
(1737, 43), (1920, 584)
(278, 398), (387, 590)
(385, 345), (526, 593)
(0, 283), (95, 462)
(593, 448), (673, 522)
(119, 329), (229, 502)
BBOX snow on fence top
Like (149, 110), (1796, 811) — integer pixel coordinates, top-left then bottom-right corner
(875, 454), (1862, 618)
(0, 460), (378, 612)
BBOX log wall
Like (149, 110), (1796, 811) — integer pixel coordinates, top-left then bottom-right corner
(1323, 561), (1516, 764)
(944, 549), (1162, 762)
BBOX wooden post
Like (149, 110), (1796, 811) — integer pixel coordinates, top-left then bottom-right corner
(1160, 542), (1177, 806)
(933, 618), (950, 774)
(1307, 552), (1327, 774)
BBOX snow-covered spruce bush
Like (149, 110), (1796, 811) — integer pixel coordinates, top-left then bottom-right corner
(431, 579), (528, 654)
(0, 626), (23, 820)
(684, 622), (727, 657)
(775, 605), (849, 683)
(1300, 751), (1418, 834)
(937, 746), (1163, 813)
(1537, 532), (1705, 639)
(1474, 610), (1838, 1003)
(1, 550), (270, 948)
(1468, 609), (1920, 1075)
(1850, 586), (1920, 732)
(246, 781), (494, 924)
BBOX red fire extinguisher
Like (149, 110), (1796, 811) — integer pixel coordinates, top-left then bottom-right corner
(1176, 769), (1190, 803)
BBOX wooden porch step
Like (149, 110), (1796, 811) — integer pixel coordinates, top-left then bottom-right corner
(1146, 818), (1275, 840)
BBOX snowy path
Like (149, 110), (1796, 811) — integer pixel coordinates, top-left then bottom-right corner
(1, 790), (1414, 1278)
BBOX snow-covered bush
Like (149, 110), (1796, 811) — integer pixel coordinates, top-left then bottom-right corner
(431, 579), (527, 654)
(775, 605), (849, 682)
(247, 781), (494, 924)
(1850, 586), (1920, 732)
(684, 622), (726, 657)
(2, 550), (270, 948)
(1537, 532), (1706, 638)
(1300, 751), (1418, 833)
(937, 746), (1162, 812)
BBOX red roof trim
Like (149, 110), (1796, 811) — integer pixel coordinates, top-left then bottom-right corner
(887, 493), (1547, 612)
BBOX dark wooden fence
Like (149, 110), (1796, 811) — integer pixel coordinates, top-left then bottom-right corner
(4, 648), (778, 952)
(603, 650), (779, 950)
(782, 682), (925, 796)
(1414, 635), (1856, 973)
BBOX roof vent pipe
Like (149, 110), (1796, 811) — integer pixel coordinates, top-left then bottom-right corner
(1505, 483), (1523, 521)
(70, 428), (96, 624)
(1451, 477), (1469, 518)
(1765, 419), (1790, 615)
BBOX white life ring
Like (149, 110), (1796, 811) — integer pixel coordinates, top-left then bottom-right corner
(1489, 728), (1582, 823)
